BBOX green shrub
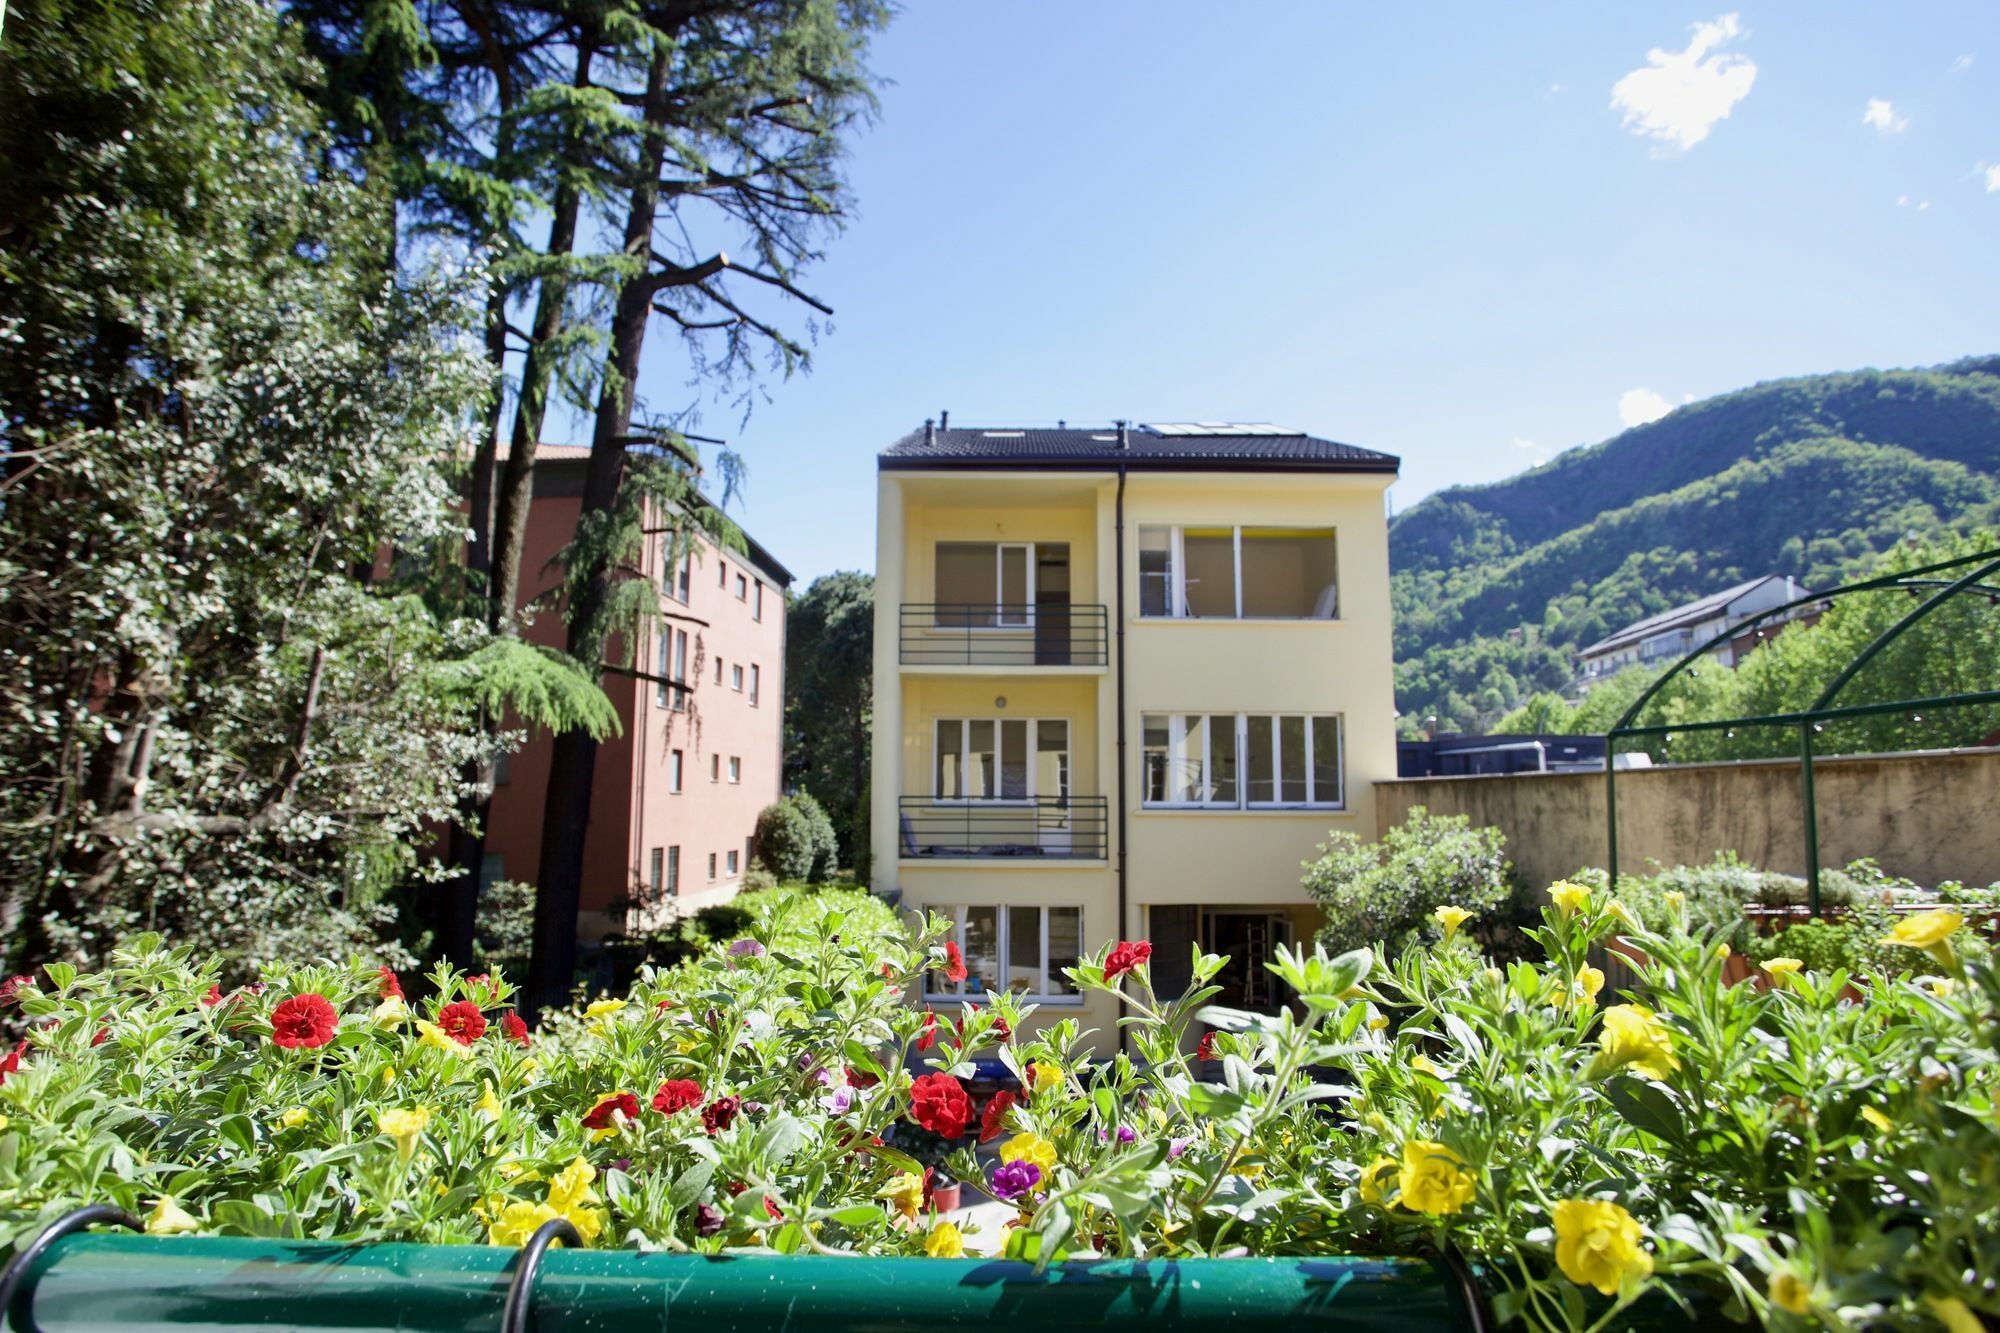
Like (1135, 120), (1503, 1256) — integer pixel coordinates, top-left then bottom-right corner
(1740, 918), (1866, 975)
(754, 794), (839, 883)
(1306, 806), (1510, 955)
(473, 879), (536, 974)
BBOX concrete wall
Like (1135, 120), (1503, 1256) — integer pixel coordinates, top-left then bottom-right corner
(1375, 747), (2000, 891)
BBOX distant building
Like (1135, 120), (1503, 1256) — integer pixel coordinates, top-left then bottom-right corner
(1398, 733), (1607, 778)
(480, 445), (791, 942)
(1575, 575), (1819, 689)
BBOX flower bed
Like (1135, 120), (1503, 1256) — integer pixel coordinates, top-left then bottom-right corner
(0, 889), (1992, 1330)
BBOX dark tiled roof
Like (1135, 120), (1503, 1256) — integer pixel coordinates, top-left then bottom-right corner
(1579, 576), (1803, 657)
(878, 424), (1399, 474)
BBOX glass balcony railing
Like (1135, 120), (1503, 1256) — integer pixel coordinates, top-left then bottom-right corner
(899, 603), (1108, 667)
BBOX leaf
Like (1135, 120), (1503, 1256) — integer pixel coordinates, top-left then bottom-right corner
(668, 1157), (716, 1211)
(822, 1203), (882, 1227)
(1604, 1076), (1682, 1144)
(1185, 1083), (1246, 1118)
(751, 1114), (805, 1166)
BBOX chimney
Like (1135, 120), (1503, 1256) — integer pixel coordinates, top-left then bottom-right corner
(924, 417), (935, 446)
(939, 409), (949, 431)
(1115, 419), (1129, 451)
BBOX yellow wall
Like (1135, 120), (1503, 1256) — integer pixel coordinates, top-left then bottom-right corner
(896, 674), (1102, 798)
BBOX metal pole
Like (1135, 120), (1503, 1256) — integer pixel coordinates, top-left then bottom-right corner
(1605, 736), (1619, 893)
(1799, 721), (1820, 917)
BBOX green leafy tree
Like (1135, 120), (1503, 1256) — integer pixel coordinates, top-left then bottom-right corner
(784, 571), (873, 872)
(1306, 806), (1511, 956)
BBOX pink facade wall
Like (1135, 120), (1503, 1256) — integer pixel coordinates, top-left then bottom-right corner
(482, 459), (788, 938)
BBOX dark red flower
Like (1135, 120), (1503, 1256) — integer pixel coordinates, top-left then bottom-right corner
(909, 1072), (973, 1139)
(376, 966), (403, 1000)
(500, 1010), (529, 1045)
(702, 1096), (741, 1135)
(655, 997), (675, 1012)
(246, 982), (267, 996)
(1196, 1030), (1217, 1062)
(270, 993), (339, 1050)
(980, 1089), (1018, 1143)
(91, 1027), (109, 1048)
(990, 1013), (1011, 1042)
(1104, 940), (1153, 981)
(942, 941), (968, 984)
(0, 974), (33, 1005)
(201, 984), (223, 1008)
(436, 1000), (486, 1045)
(763, 1196), (783, 1220)
(846, 1066), (880, 1089)
(582, 1092), (641, 1130)
(694, 1203), (725, 1236)
(0, 1039), (26, 1084)
(653, 1078), (703, 1114)
(917, 1010), (939, 1051)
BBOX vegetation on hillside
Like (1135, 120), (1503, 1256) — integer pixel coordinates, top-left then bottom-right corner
(1394, 360), (2000, 734)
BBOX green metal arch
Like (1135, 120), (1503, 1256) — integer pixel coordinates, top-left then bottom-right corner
(1603, 546), (2000, 912)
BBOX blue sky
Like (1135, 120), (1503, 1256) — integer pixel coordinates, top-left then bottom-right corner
(614, 4), (2000, 585)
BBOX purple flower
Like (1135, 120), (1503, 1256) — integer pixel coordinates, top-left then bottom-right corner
(1117, 1125), (1137, 1144)
(694, 1203), (725, 1237)
(989, 1159), (1042, 1201)
(727, 938), (766, 958)
(820, 1085), (854, 1115)
(1168, 1137), (1194, 1160)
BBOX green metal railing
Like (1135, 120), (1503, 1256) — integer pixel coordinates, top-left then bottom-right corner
(1605, 547), (2000, 912)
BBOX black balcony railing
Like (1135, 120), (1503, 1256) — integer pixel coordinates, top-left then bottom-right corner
(899, 603), (1108, 667)
(897, 796), (1108, 860)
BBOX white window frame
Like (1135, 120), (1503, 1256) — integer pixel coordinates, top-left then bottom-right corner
(731, 664), (744, 692)
(735, 572), (748, 601)
(926, 904), (1084, 1005)
(1140, 712), (1345, 810)
(1136, 524), (1338, 621)
(727, 848), (740, 875)
(665, 551), (692, 605)
(649, 847), (664, 897)
(930, 716), (1069, 803)
(749, 663), (760, 706)
(932, 541), (1046, 630)
(727, 756), (741, 784)
(666, 845), (680, 896)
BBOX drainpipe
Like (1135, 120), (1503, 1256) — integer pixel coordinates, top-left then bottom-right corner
(1114, 421), (1130, 1040)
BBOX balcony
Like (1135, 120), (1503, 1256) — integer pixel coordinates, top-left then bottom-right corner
(898, 604), (1108, 668)
(897, 796), (1108, 861)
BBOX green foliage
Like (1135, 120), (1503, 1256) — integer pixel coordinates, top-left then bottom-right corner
(784, 572), (873, 873)
(428, 639), (619, 741)
(754, 794), (839, 884)
(1306, 807), (1511, 955)
(472, 880), (538, 975)
(1395, 360), (2000, 731)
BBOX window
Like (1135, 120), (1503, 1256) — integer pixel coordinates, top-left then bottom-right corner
(649, 847), (664, 898)
(715, 656), (724, 685)
(660, 628), (689, 710)
(932, 717), (1069, 800)
(745, 836), (754, 874)
(730, 664), (743, 692)
(749, 664), (760, 706)
(928, 905), (1082, 1003)
(932, 542), (1066, 627)
(670, 749), (684, 793)
(735, 572), (748, 600)
(754, 581), (764, 621)
(1141, 713), (1343, 808)
(665, 552), (691, 604)
(726, 848), (739, 874)
(727, 756), (741, 784)
(666, 846), (680, 896)
(1136, 525), (1338, 619)
(708, 852), (717, 879)
(719, 560), (728, 588)
(711, 754), (721, 783)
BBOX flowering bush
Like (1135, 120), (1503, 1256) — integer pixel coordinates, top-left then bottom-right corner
(0, 886), (1994, 1331)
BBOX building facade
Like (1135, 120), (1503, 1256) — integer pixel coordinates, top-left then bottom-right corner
(482, 446), (791, 940)
(869, 422), (1399, 1052)
(1574, 575), (1817, 689)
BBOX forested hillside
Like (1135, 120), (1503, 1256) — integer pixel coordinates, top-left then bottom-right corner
(1392, 358), (2000, 733)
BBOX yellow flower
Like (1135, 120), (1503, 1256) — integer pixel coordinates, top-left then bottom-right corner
(377, 1106), (431, 1158)
(924, 1220), (965, 1258)
(1589, 1004), (1679, 1083)
(487, 1199), (559, 1247)
(145, 1197), (201, 1235)
(1606, 900), (1641, 932)
(1570, 964), (1606, 1009)
(1761, 957), (1804, 985)
(1553, 1199), (1652, 1296)
(1409, 1053), (1443, 1079)
(1548, 882), (1591, 916)
(381, 1066), (397, 1087)
(585, 998), (627, 1030)
(1027, 1062), (1063, 1096)
(277, 1107), (309, 1130)
(370, 996), (409, 1027)
(1356, 1155), (1398, 1205)
(1767, 1268), (1812, 1316)
(477, 1080), (503, 1122)
(1664, 890), (1685, 911)
(1397, 1140), (1475, 1216)
(1925, 1295), (1985, 1333)
(1860, 1105), (1895, 1135)
(1365, 1005), (1389, 1032)
(1432, 905), (1473, 938)
(416, 1021), (465, 1056)
(1000, 1132), (1058, 1171)
(1883, 909), (1964, 965)
(546, 1157), (604, 1244)
(879, 1171), (925, 1221)
(1928, 978), (1957, 998)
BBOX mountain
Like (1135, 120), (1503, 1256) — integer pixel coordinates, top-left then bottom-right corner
(1391, 356), (2000, 734)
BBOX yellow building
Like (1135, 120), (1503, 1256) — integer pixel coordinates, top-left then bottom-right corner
(870, 420), (1400, 1053)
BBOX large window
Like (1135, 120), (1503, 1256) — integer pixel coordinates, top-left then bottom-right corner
(932, 718), (1070, 800)
(1142, 713), (1343, 809)
(929, 905), (1082, 1003)
(933, 542), (1067, 627)
(656, 627), (689, 709)
(1137, 525), (1338, 619)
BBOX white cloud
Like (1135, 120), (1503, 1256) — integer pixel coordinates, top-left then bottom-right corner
(1511, 436), (1539, 450)
(1983, 162), (2000, 193)
(1950, 54), (1974, 74)
(1618, 388), (1674, 429)
(1611, 14), (1758, 151)
(1863, 98), (1909, 134)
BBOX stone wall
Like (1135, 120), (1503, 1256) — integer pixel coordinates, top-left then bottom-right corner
(1375, 747), (2000, 891)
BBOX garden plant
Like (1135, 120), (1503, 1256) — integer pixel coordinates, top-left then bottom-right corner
(0, 885), (1992, 1332)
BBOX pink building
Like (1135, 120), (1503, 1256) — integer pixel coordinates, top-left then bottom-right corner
(483, 445), (791, 939)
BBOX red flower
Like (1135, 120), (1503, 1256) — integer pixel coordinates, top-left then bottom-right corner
(846, 1066), (880, 1089)
(270, 993), (339, 1050)
(1196, 1030), (1217, 1062)
(0, 1039), (26, 1084)
(91, 1027), (109, 1048)
(980, 1089), (1018, 1143)
(201, 984), (223, 1008)
(376, 966), (403, 1000)
(909, 1072), (973, 1139)
(582, 1092), (641, 1130)
(436, 1000), (486, 1045)
(0, 974), (33, 1005)
(655, 997), (675, 1012)
(917, 1010), (940, 1051)
(942, 941), (968, 984)
(990, 1013), (1011, 1042)
(500, 1010), (529, 1045)
(763, 1196), (783, 1220)
(1104, 940), (1153, 981)
(702, 1095), (741, 1135)
(653, 1078), (703, 1114)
